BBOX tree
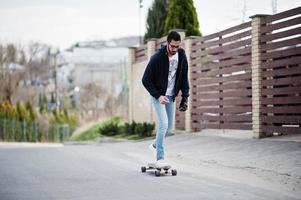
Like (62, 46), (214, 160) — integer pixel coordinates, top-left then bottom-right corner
(0, 44), (25, 103)
(6, 44), (17, 63)
(39, 94), (48, 113)
(80, 83), (106, 119)
(0, 100), (17, 119)
(26, 101), (37, 121)
(16, 101), (30, 122)
(25, 42), (51, 80)
(144, 0), (168, 42)
(163, 0), (201, 37)
(0, 42), (53, 104)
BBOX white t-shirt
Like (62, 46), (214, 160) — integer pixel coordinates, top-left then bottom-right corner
(165, 52), (179, 96)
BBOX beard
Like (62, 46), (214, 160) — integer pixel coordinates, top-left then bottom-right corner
(170, 50), (177, 55)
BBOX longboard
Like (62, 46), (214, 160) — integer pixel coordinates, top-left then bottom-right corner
(141, 163), (177, 177)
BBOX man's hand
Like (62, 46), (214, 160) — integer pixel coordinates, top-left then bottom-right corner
(158, 96), (169, 104)
(179, 97), (188, 111)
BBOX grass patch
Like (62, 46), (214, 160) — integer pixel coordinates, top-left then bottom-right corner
(112, 133), (147, 140)
(73, 116), (155, 141)
(73, 123), (103, 141)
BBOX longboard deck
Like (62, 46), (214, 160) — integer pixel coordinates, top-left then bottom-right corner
(147, 163), (171, 170)
(141, 163), (177, 176)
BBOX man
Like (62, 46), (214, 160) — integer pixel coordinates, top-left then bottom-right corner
(142, 31), (189, 167)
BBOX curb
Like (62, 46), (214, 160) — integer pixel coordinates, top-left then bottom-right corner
(0, 142), (64, 148)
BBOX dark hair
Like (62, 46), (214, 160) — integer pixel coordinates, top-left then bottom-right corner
(167, 31), (181, 43)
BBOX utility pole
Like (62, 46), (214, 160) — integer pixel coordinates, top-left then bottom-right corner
(242, 0), (247, 23)
(52, 48), (60, 110)
(54, 51), (59, 110)
(138, 0), (143, 45)
(272, 0), (277, 14)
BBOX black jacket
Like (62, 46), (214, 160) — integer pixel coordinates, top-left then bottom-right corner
(142, 45), (189, 101)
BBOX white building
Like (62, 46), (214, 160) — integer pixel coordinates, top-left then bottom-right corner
(56, 37), (138, 119)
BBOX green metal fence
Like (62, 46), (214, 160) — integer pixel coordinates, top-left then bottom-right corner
(0, 118), (72, 143)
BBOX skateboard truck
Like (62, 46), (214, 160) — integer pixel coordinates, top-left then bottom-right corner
(141, 163), (177, 177)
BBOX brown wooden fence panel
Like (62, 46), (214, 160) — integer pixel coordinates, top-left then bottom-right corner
(134, 45), (147, 63)
(190, 21), (252, 131)
(261, 27), (301, 43)
(260, 7), (301, 136)
(261, 7), (301, 23)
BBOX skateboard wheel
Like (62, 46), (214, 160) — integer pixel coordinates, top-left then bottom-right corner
(155, 170), (161, 177)
(141, 166), (146, 173)
(171, 169), (177, 176)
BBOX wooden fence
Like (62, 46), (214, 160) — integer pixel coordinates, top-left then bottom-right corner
(130, 7), (301, 137)
(135, 44), (147, 63)
(190, 22), (253, 131)
(259, 7), (301, 136)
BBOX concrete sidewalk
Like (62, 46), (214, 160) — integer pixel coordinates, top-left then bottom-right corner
(125, 130), (301, 199)
(171, 131), (301, 198)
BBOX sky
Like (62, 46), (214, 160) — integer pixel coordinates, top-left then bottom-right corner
(0, 0), (300, 49)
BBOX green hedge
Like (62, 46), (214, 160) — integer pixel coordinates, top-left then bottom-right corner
(98, 117), (155, 138)
(0, 101), (77, 142)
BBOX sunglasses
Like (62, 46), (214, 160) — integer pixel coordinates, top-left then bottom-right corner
(169, 44), (180, 49)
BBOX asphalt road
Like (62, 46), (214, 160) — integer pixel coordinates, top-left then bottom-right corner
(0, 138), (300, 200)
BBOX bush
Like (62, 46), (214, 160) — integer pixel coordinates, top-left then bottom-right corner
(123, 121), (155, 137)
(26, 102), (37, 122)
(99, 121), (121, 136)
(136, 122), (155, 137)
(124, 121), (137, 135)
(0, 101), (77, 142)
(124, 122), (131, 135)
(37, 114), (51, 142)
(98, 117), (155, 138)
(0, 101), (17, 119)
(49, 109), (78, 141)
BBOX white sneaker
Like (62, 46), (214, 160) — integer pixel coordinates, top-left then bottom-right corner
(156, 159), (169, 168)
(148, 143), (156, 158)
(166, 130), (174, 137)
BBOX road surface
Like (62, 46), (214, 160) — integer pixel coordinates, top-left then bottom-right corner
(0, 133), (300, 200)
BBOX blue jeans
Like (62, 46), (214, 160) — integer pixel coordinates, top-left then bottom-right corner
(151, 95), (174, 160)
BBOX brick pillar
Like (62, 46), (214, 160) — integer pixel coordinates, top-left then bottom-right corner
(184, 36), (194, 132)
(147, 39), (157, 122)
(250, 15), (268, 138)
(128, 47), (136, 122)
(147, 39), (157, 58)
